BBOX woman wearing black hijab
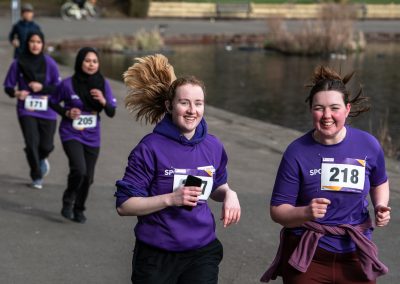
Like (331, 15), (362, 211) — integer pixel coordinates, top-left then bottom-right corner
(50, 47), (117, 223)
(3, 31), (61, 189)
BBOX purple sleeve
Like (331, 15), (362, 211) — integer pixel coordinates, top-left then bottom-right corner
(114, 142), (155, 207)
(213, 144), (228, 190)
(104, 79), (117, 107)
(42, 57), (61, 95)
(47, 57), (61, 86)
(270, 154), (300, 206)
(3, 61), (18, 89)
(370, 146), (388, 187)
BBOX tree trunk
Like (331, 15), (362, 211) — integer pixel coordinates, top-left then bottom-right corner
(128, 0), (150, 18)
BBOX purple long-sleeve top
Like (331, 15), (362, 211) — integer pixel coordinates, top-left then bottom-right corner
(50, 77), (117, 147)
(115, 115), (228, 252)
(3, 55), (60, 120)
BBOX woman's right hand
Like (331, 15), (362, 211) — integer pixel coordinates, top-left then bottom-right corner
(169, 186), (202, 207)
(66, 107), (81, 120)
(15, 90), (29, 100)
(307, 198), (331, 220)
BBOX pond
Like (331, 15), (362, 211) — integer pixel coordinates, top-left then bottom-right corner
(54, 42), (400, 150)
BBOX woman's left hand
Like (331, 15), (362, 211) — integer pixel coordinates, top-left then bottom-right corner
(375, 204), (391, 227)
(221, 190), (241, 228)
(28, 81), (43, 93)
(90, 88), (106, 106)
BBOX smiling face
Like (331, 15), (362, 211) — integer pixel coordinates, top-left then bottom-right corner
(311, 90), (351, 145)
(166, 83), (205, 139)
(28, 35), (43, 55)
(81, 51), (99, 75)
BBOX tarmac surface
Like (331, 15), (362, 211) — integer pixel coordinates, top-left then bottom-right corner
(1, 16), (400, 284)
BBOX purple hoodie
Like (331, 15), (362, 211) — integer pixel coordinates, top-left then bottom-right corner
(115, 115), (228, 251)
(50, 77), (117, 147)
(3, 55), (60, 120)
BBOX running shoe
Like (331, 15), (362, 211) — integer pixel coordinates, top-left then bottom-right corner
(40, 159), (50, 177)
(73, 211), (87, 224)
(61, 205), (74, 220)
(31, 179), (43, 189)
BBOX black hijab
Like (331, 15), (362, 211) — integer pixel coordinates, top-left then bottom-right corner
(18, 31), (46, 86)
(72, 47), (105, 112)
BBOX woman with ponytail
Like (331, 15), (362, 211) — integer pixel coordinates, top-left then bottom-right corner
(3, 31), (60, 189)
(50, 47), (117, 223)
(261, 66), (390, 283)
(115, 54), (241, 284)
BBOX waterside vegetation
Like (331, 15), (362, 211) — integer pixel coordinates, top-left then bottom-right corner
(264, 4), (366, 56)
(106, 29), (165, 53)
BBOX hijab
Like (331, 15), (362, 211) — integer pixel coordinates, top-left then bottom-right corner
(18, 31), (46, 86)
(72, 47), (105, 112)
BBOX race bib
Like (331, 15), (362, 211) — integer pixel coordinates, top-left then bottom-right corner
(24, 96), (48, 111)
(172, 167), (215, 201)
(321, 158), (366, 193)
(72, 114), (97, 130)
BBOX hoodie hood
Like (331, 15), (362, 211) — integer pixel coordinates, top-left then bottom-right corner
(153, 114), (207, 146)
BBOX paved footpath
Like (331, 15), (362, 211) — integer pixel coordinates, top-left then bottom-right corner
(0, 17), (399, 284)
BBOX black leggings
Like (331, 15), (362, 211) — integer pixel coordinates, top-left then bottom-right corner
(131, 239), (223, 284)
(62, 140), (100, 212)
(18, 116), (56, 180)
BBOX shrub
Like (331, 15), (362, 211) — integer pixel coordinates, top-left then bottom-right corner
(105, 29), (164, 52)
(265, 3), (366, 56)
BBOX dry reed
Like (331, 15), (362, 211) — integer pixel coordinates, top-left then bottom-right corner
(265, 4), (366, 56)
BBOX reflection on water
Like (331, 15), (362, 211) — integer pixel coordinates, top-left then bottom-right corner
(55, 43), (400, 144)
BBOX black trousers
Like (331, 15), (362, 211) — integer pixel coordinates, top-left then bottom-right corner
(62, 140), (99, 212)
(18, 116), (56, 180)
(131, 239), (223, 284)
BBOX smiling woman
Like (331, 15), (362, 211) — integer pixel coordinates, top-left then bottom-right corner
(305, 67), (369, 145)
(114, 54), (241, 284)
(49, 47), (117, 223)
(310, 90), (351, 145)
(261, 65), (391, 284)
(3, 30), (61, 189)
(165, 78), (205, 139)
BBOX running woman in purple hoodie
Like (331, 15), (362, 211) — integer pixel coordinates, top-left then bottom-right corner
(261, 66), (390, 284)
(50, 47), (117, 223)
(115, 54), (241, 284)
(3, 31), (61, 189)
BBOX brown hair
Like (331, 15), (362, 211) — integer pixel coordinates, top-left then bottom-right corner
(305, 66), (369, 117)
(167, 75), (206, 104)
(123, 54), (176, 124)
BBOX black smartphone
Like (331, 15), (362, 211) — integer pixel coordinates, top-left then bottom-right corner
(184, 175), (203, 187)
(183, 175), (203, 211)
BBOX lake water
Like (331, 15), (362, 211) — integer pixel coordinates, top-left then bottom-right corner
(55, 42), (400, 148)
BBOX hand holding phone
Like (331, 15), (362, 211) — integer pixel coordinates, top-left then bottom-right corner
(183, 175), (202, 211)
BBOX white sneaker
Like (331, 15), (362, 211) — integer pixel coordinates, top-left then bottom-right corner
(31, 179), (43, 189)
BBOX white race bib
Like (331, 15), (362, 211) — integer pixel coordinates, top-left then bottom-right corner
(72, 114), (97, 130)
(24, 96), (48, 111)
(172, 168), (214, 201)
(321, 158), (366, 193)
